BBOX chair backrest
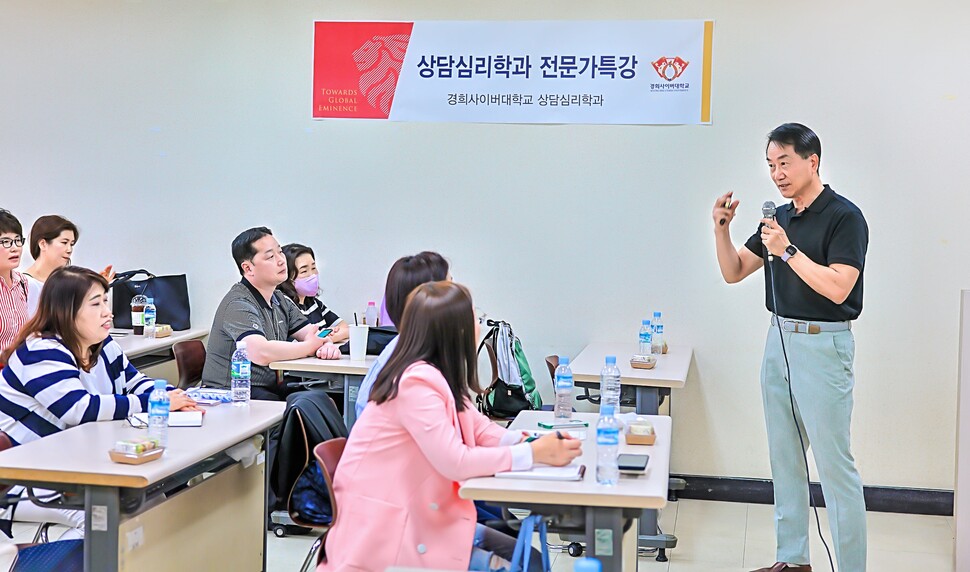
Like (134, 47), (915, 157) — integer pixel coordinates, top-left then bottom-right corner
(312, 438), (346, 523)
(544, 355), (559, 384)
(172, 340), (205, 389)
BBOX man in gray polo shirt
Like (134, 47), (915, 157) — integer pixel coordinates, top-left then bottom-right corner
(202, 227), (341, 401)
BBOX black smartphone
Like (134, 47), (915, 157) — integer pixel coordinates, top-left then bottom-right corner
(617, 454), (649, 473)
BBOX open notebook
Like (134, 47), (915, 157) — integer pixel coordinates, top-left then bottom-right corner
(494, 463), (585, 481)
(132, 411), (203, 427)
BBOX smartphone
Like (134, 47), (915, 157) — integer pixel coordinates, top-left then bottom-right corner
(617, 454), (650, 474)
(537, 419), (589, 430)
(317, 328), (334, 338)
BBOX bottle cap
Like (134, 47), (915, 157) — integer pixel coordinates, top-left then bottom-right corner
(559, 356), (570, 366)
(573, 557), (603, 572)
(146, 298), (154, 304)
(642, 319), (651, 326)
(367, 301), (376, 306)
(605, 355), (616, 365)
(654, 311), (662, 318)
(154, 379), (166, 390)
(600, 404), (615, 416)
(236, 340), (247, 349)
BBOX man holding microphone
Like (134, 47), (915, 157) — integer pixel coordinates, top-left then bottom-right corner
(713, 123), (868, 572)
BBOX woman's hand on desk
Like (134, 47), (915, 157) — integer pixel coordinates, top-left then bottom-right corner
(529, 432), (582, 466)
(167, 390), (199, 411)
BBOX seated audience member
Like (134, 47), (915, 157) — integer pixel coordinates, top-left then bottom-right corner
(278, 243), (348, 344)
(22, 215), (115, 315)
(0, 210), (28, 363)
(377, 251), (450, 330)
(318, 281), (581, 572)
(0, 266), (198, 538)
(354, 251), (450, 418)
(201, 227), (341, 401)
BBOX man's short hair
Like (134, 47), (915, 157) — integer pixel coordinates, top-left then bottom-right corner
(231, 227), (273, 276)
(767, 123), (822, 175)
(0, 209), (23, 237)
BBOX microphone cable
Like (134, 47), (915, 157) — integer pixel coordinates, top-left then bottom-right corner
(765, 244), (836, 572)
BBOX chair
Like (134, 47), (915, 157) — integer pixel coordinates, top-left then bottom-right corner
(172, 340), (205, 389)
(0, 434), (54, 545)
(299, 437), (346, 572)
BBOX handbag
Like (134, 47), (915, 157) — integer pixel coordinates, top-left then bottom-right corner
(110, 269), (191, 331)
(510, 514), (551, 572)
(476, 339), (533, 419)
(338, 325), (397, 356)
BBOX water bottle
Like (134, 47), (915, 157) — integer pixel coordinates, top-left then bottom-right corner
(231, 341), (251, 406)
(638, 319), (652, 355)
(554, 356), (574, 420)
(600, 356), (622, 411)
(364, 301), (379, 326)
(596, 404), (620, 486)
(143, 298), (157, 339)
(130, 294), (148, 335)
(147, 379), (170, 448)
(652, 324), (665, 356)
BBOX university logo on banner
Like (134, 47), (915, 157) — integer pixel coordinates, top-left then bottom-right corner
(312, 20), (714, 125)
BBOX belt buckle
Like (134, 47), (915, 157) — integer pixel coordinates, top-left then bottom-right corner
(781, 320), (799, 333)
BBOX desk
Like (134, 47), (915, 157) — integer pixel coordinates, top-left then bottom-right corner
(0, 401), (284, 572)
(461, 411), (671, 572)
(269, 355), (377, 430)
(570, 342), (691, 557)
(111, 327), (209, 370)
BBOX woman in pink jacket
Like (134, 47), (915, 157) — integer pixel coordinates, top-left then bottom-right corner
(318, 281), (581, 572)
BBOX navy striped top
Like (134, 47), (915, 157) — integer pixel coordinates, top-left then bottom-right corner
(0, 335), (159, 446)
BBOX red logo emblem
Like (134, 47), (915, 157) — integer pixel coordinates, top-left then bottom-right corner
(651, 56), (689, 81)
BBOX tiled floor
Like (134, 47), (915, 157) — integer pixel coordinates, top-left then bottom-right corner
(262, 499), (956, 571)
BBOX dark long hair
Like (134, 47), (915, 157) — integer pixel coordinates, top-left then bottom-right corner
(278, 243), (315, 303)
(383, 251), (450, 328)
(370, 281), (480, 411)
(0, 266), (109, 371)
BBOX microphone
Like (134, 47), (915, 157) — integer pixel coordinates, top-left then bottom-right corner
(762, 201), (777, 261)
(719, 196), (731, 226)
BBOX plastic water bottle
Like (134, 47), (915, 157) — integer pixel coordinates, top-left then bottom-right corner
(364, 301), (379, 326)
(652, 324), (665, 356)
(148, 379), (170, 448)
(600, 356), (622, 411)
(596, 404), (620, 486)
(554, 356), (574, 420)
(231, 341), (251, 406)
(638, 319), (652, 355)
(143, 298), (157, 339)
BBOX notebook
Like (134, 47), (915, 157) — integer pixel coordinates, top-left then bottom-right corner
(132, 411), (203, 427)
(494, 463), (586, 481)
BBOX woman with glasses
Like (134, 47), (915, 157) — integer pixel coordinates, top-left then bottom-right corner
(0, 209), (29, 362)
(0, 266), (200, 538)
(318, 281), (582, 572)
(22, 215), (115, 316)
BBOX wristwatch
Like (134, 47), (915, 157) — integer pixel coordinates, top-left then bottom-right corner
(781, 244), (798, 263)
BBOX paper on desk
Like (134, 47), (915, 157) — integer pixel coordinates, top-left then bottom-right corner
(494, 462), (584, 481)
(132, 411), (203, 427)
(523, 429), (587, 440)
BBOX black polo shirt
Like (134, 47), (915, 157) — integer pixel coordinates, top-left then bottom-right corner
(744, 185), (868, 322)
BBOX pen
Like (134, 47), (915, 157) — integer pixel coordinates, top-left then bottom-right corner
(556, 431), (564, 440)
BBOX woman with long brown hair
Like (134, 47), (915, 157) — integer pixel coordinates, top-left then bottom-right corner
(0, 266), (198, 538)
(318, 281), (581, 572)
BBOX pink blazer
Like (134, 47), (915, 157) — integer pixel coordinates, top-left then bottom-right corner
(318, 362), (514, 572)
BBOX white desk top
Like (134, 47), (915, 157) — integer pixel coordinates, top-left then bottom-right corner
(268, 355), (378, 376)
(460, 411), (671, 510)
(570, 342), (692, 389)
(111, 327), (208, 359)
(0, 401), (284, 489)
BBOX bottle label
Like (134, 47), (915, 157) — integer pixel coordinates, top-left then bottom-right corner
(597, 427), (619, 446)
(131, 311), (144, 327)
(639, 332), (651, 343)
(555, 373), (573, 391)
(231, 361), (251, 379)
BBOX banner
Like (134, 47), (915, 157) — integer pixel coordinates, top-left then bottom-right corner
(312, 20), (714, 125)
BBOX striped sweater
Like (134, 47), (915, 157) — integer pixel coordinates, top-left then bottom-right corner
(0, 335), (159, 446)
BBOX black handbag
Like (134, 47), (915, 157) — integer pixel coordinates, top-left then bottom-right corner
(338, 326), (398, 356)
(110, 269), (191, 331)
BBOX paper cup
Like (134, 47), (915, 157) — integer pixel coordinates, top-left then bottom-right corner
(349, 325), (369, 361)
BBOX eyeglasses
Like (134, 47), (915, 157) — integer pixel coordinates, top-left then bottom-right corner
(475, 307), (488, 325)
(126, 416), (148, 429)
(0, 237), (25, 249)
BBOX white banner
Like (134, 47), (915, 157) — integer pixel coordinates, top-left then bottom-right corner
(312, 20), (714, 125)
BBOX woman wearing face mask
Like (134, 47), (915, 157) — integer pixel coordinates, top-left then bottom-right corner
(22, 215), (115, 317)
(278, 244), (348, 344)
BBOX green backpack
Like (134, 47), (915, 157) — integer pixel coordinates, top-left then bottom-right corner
(476, 320), (542, 417)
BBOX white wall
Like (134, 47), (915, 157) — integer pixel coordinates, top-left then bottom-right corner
(3, 0), (968, 490)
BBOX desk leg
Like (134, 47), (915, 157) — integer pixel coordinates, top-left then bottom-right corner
(85, 485), (120, 572)
(587, 507), (625, 572)
(635, 387), (677, 559)
(343, 375), (362, 431)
